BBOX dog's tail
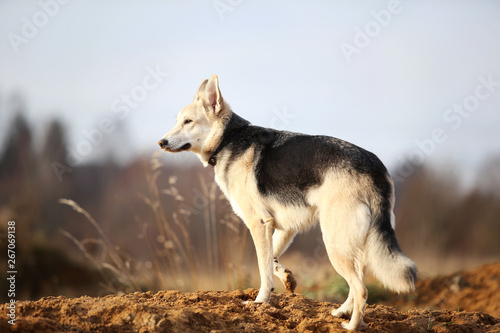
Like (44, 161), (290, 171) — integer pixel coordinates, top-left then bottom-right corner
(366, 188), (417, 293)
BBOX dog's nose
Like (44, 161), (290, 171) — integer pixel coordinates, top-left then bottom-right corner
(158, 138), (168, 149)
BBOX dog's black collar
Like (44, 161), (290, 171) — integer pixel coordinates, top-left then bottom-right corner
(207, 138), (227, 168)
(208, 153), (217, 167)
(206, 130), (231, 168)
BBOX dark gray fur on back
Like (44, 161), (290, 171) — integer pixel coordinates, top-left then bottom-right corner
(213, 113), (391, 204)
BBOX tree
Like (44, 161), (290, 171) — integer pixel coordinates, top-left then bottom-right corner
(0, 109), (36, 202)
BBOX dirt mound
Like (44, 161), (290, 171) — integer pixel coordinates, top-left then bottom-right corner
(1, 288), (499, 333)
(2, 262), (500, 332)
(392, 262), (500, 317)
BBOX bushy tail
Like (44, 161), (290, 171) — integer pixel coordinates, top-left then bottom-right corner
(365, 210), (417, 293)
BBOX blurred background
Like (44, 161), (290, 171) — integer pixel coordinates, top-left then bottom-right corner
(0, 0), (499, 302)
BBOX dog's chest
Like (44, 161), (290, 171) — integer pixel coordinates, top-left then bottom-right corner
(212, 147), (265, 221)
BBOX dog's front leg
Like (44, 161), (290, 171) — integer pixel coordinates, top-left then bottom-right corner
(248, 218), (274, 303)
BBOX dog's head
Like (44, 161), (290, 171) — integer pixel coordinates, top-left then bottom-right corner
(158, 75), (230, 165)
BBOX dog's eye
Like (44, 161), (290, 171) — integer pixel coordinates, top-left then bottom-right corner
(184, 119), (193, 125)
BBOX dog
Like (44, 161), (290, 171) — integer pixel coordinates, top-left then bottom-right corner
(158, 75), (417, 331)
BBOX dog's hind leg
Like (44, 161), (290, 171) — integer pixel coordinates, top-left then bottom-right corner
(332, 261), (366, 318)
(328, 254), (367, 330)
(332, 289), (354, 318)
(272, 229), (297, 293)
(320, 201), (370, 331)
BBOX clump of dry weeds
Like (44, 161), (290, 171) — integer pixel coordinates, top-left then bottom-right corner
(60, 152), (250, 295)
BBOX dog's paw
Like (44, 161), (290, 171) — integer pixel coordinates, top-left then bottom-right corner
(247, 292), (272, 304)
(242, 300), (269, 305)
(341, 321), (355, 331)
(282, 269), (297, 293)
(340, 320), (366, 331)
(332, 308), (351, 318)
(274, 262), (297, 293)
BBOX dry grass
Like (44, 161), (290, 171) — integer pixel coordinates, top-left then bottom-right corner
(60, 152), (250, 295)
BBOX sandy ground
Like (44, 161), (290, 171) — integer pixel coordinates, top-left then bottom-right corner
(391, 262), (500, 318)
(1, 262), (499, 332)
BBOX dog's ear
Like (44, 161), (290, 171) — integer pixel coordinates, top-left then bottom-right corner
(202, 75), (223, 115)
(196, 79), (209, 99)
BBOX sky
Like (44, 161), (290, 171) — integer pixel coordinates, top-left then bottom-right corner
(1, 0), (499, 186)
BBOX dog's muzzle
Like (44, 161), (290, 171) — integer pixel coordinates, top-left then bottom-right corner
(158, 139), (191, 152)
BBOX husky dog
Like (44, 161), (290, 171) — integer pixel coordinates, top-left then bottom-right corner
(158, 75), (417, 330)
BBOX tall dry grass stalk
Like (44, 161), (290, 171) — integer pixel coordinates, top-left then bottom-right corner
(59, 199), (142, 294)
(60, 152), (250, 295)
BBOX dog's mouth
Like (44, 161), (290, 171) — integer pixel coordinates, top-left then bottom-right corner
(162, 143), (191, 153)
(179, 143), (191, 151)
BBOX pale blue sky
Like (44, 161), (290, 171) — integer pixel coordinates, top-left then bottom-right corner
(1, 0), (499, 185)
